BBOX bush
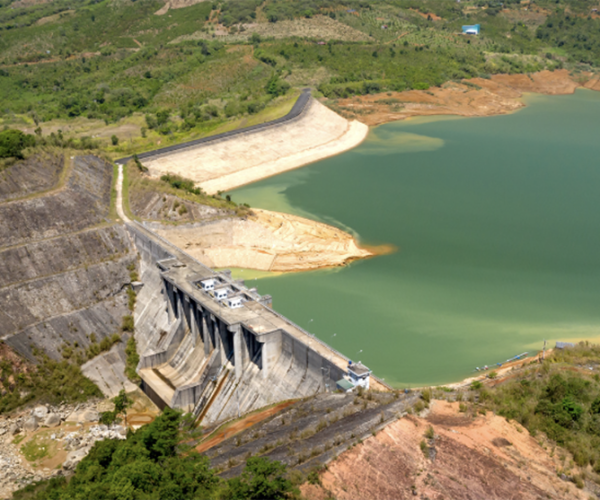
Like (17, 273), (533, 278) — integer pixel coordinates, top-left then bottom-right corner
(121, 315), (134, 332)
(225, 457), (295, 500)
(160, 173), (203, 196)
(266, 74), (290, 96)
(0, 129), (35, 159)
(111, 134), (119, 145)
(125, 336), (140, 383)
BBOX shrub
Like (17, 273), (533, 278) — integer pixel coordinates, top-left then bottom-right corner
(425, 425), (434, 440)
(121, 315), (134, 332)
(0, 129), (35, 159)
(125, 336), (140, 382)
(111, 135), (119, 145)
(160, 173), (203, 196)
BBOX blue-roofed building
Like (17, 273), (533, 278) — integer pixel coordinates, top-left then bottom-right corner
(462, 24), (480, 35)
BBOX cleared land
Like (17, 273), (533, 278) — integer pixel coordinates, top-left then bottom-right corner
(171, 16), (371, 44)
(141, 100), (369, 194)
(302, 400), (589, 500)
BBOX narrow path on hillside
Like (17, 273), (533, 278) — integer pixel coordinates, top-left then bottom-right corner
(116, 164), (130, 223)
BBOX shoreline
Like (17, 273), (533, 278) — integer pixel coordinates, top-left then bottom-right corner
(149, 207), (395, 273)
(330, 69), (600, 127)
(145, 69), (600, 274)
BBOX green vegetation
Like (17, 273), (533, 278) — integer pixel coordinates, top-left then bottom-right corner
(125, 336), (140, 383)
(79, 332), (121, 361)
(478, 343), (600, 471)
(99, 389), (131, 426)
(0, 0), (597, 159)
(160, 173), (204, 196)
(21, 436), (50, 462)
(0, 129), (35, 159)
(13, 408), (297, 500)
(0, 352), (101, 414)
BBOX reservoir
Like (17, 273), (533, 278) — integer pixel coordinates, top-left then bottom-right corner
(230, 90), (600, 387)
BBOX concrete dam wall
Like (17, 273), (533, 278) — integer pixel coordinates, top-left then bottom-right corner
(129, 222), (377, 425)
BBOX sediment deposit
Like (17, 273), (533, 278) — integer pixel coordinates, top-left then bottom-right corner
(150, 208), (375, 272)
(334, 69), (597, 126)
(141, 99), (369, 194)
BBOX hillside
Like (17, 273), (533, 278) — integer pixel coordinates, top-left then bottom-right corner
(0, 152), (138, 407)
(0, 0), (599, 156)
(8, 343), (600, 499)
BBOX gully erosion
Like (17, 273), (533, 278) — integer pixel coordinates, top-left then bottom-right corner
(115, 163), (389, 425)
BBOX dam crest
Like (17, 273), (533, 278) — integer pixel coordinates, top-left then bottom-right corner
(129, 222), (388, 425)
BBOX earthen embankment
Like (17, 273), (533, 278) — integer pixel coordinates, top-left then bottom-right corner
(130, 94), (368, 194)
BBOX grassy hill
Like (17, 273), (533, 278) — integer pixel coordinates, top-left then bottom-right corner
(0, 0), (598, 156)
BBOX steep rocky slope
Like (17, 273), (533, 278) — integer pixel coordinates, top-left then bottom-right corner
(302, 400), (590, 500)
(0, 153), (136, 365)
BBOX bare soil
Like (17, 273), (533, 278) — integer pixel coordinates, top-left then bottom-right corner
(330, 69), (595, 126)
(302, 400), (590, 500)
(152, 207), (382, 272)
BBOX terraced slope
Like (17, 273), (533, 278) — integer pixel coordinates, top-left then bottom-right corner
(0, 154), (136, 366)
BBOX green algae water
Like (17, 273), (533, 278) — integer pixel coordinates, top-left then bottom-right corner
(230, 90), (600, 387)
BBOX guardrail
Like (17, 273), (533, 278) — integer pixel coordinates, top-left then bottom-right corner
(115, 88), (312, 165)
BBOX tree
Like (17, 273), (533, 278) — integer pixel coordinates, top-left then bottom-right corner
(226, 457), (295, 500)
(111, 135), (119, 146)
(0, 129), (35, 159)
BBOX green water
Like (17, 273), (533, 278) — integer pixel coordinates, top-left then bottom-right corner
(230, 90), (600, 387)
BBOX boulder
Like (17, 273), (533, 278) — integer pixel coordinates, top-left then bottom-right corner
(32, 406), (48, 420)
(80, 409), (99, 423)
(9, 423), (20, 435)
(62, 447), (91, 471)
(23, 417), (38, 433)
(44, 413), (61, 428)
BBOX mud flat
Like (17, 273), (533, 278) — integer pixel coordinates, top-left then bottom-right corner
(142, 100), (369, 195)
(334, 69), (600, 126)
(149, 208), (388, 272)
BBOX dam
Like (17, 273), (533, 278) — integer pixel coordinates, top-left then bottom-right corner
(129, 221), (388, 424)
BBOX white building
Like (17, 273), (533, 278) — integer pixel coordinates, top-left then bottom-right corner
(347, 361), (372, 389)
(227, 296), (243, 309)
(200, 279), (215, 292)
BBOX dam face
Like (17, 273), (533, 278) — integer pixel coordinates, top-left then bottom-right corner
(129, 222), (373, 425)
